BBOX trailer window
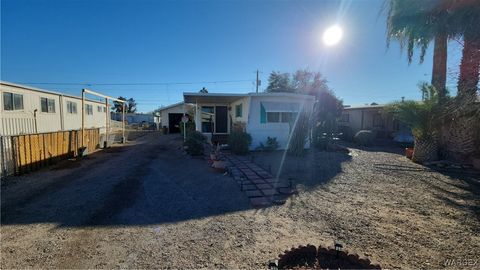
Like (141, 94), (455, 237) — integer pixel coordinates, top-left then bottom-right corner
(40, 97), (56, 113)
(86, 104), (93, 115)
(3, 92), (24, 111)
(67, 101), (77, 114)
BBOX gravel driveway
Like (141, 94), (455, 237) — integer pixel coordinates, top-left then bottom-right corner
(1, 134), (479, 269)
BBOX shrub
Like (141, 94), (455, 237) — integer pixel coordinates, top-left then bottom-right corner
(338, 126), (354, 142)
(312, 125), (328, 150)
(184, 131), (206, 155)
(228, 131), (252, 155)
(354, 130), (374, 146)
(180, 121), (196, 137)
(256, 136), (279, 151)
(288, 111), (310, 156)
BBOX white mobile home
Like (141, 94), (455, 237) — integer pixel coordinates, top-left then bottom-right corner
(0, 81), (108, 136)
(183, 92), (315, 149)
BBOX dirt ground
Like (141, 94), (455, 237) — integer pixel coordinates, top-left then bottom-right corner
(1, 133), (479, 269)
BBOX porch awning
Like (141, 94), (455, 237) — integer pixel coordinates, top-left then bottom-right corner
(183, 92), (247, 104)
(261, 102), (300, 112)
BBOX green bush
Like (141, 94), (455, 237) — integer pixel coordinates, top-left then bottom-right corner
(354, 130), (374, 146)
(228, 131), (252, 155)
(338, 126), (354, 142)
(184, 131), (206, 155)
(256, 136), (279, 151)
(180, 121), (196, 137)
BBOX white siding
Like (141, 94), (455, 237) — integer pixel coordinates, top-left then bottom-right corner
(1, 83), (107, 136)
(246, 95), (314, 150)
(229, 97), (250, 124)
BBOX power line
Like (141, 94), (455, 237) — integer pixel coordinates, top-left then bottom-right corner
(14, 79), (253, 86)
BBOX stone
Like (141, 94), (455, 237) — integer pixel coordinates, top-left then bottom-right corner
(250, 197), (271, 207)
(245, 190), (263, 198)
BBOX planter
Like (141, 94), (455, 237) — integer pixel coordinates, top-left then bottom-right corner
(405, 147), (414, 159)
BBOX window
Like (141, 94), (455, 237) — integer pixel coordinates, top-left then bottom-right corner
(266, 112), (297, 123)
(201, 106), (215, 132)
(86, 104), (93, 115)
(340, 113), (349, 122)
(266, 112), (280, 123)
(235, 104), (242, 117)
(67, 101), (77, 114)
(40, 97), (56, 113)
(281, 112), (297, 123)
(3, 92), (24, 111)
(97, 105), (102, 112)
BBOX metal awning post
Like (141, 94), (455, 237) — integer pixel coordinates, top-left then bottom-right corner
(105, 98), (109, 148)
(122, 103), (126, 143)
(81, 89), (85, 147)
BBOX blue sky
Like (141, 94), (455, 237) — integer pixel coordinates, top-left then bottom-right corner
(1, 0), (462, 112)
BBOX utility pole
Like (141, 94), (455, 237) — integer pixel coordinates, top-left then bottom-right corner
(256, 70), (261, 93)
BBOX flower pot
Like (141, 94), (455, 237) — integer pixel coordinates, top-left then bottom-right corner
(405, 147), (414, 159)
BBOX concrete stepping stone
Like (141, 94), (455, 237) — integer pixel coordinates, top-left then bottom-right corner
(250, 197), (271, 208)
(242, 184), (258, 191)
(256, 183), (273, 190)
(260, 189), (279, 196)
(245, 190), (263, 198)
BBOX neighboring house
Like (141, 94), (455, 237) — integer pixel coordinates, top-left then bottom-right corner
(1, 81), (108, 136)
(158, 102), (194, 133)
(340, 104), (412, 141)
(182, 92), (315, 149)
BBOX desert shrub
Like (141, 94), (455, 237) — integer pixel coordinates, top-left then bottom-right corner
(288, 111), (310, 156)
(354, 130), (374, 146)
(312, 125), (328, 150)
(338, 126), (354, 142)
(256, 136), (279, 151)
(180, 121), (196, 136)
(184, 131), (206, 155)
(228, 130), (252, 155)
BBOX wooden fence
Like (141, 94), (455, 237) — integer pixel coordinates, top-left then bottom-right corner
(0, 128), (100, 177)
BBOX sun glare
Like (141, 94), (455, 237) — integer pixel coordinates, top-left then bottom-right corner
(323, 25), (343, 46)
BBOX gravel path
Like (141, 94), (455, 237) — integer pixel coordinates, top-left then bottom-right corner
(1, 135), (479, 269)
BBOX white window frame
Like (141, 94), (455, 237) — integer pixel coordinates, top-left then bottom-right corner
(2, 92), (24, 111)
(40, 97), (56, 113)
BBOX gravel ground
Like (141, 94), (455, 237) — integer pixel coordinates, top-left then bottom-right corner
(1, 134), (479, 269)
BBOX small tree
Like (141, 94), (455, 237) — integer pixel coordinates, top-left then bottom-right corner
(112, 96), (137, 113)
(384, 83), (442, 162)
(265, 71), (294, 93)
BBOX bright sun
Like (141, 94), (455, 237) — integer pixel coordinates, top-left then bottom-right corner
(323, 25), (343, 46)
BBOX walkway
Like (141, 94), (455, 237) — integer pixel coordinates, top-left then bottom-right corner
(222, 153), (295, 207)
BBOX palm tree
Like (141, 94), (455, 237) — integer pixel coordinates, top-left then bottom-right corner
(384, 83), (442, 163)
(448, 1), (480, 102)
(386, 0), (450, 101)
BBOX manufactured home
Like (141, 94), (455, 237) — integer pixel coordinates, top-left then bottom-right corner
(1, 81), (108, 136)
(182, 92), (315, 149)
(339, 104), (412, 141)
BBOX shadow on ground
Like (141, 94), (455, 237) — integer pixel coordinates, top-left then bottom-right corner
(1, 134), (354, 227)
(251, 148), (352, 189)
(1, 134), (253, 227)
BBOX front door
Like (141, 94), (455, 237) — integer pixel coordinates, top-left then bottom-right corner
(215, 106), (228, 133)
